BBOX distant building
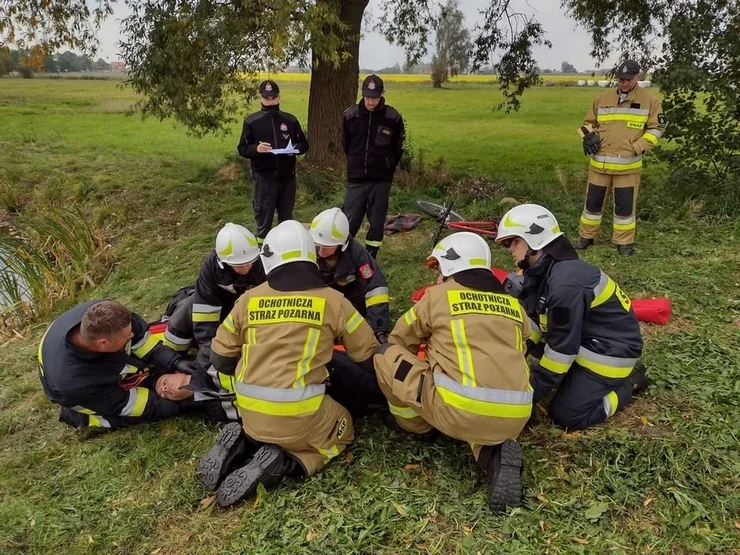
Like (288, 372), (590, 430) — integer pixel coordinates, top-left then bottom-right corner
(110, 61), (126, 71)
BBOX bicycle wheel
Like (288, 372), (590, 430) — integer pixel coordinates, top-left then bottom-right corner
(415, 199), (466, 222)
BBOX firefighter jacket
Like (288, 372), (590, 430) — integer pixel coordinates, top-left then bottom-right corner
(584, 86), (665, 175)
(191, 251), (266, 352)
(391, 270), (533, 432)
(38, 300), (182, 428)
(317, 238), (390, 335)
(519, 254), (644, 403)
(237, 104), (309, 180)
(342, 98), (405, 183)
(210, 263), (378, 425)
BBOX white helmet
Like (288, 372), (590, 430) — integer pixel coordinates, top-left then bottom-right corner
(260, 220), (318, 275)
(427, 232), (491, 277)
(216, 223), (260, 266)
(496, 204), (563, 251)
(310, 207), (350, 250)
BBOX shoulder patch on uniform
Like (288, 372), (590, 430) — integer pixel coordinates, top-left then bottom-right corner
(657, 113), (665, 125)
(359, 263), (374, 279)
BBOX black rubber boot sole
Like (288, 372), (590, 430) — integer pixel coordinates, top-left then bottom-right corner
(216, 444), (284, 508)
(488, 440), (523, 513)
(197, 422), (244, 492)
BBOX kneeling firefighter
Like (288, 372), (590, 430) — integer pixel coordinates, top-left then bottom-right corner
(196, 220), (379, 507)
(374, 232), (533, 512)
(495, 203), (649, 430)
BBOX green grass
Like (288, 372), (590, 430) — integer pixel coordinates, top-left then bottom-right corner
(0, 77), (738, 554)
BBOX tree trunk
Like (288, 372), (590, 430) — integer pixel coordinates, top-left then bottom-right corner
(307, 0), (369, 168)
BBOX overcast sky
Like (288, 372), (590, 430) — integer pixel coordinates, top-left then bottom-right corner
(94, 0), (618, 72)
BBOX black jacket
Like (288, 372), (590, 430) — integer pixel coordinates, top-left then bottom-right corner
(38, 300), (182, 426)
(342, 98), (405, 183)
(520, 254), (643, 402)
(317, 238), (390, 334)
(237, 104), (309, 180)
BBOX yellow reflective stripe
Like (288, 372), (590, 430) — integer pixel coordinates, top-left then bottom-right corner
(365, 239), (382, 247)
(37, 327), (51, 376)
(642, 132), (659, 145)
(576, 356), (634, 379)
(295, 328), (320, 388)
(88, 415), (111, 428)
(580, 212), (602, 227)
(193, 312), (221, 323)
(540, 354), (571, 374)
(236, 394), (323, 416)
(436, 387), (532, 419)
(469, 257), (487, 266)
(590, 158), (643, 172)
(450, 319), (476, 387)
(281, 250), (302, 260)
(223, 314), (236, 333)
(613, 219), (636, 231)
(403, 307), (418, 326)
(218, 372), (235, 393)
(539, 313), (548, 333)
(345, 311), (364, 334)
(72, 405), (96, 415)
(237, 328), (257, 381)
(515, 326), (524, 353)
(318, 445), (341, 461)
(591, 278), (616, 308)
(597, 113), (649, 124)
(388, 402), (419, 419)
(124, 388), (150, 417)
(131, 333), (160, 358)
(366, 293), (390, 307)
(604, 390), (619, 417)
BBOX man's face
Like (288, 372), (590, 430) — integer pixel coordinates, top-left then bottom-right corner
(618, 75), (639, 94)
(502, 237), (529, 265)
(316, 245), (340, 259)
(363, 95), (382, 111)
(95, 324), (133, 353)
(155, 373), (193, 401)
(261, 94), (280, 106)
(230, 261), (254, 275)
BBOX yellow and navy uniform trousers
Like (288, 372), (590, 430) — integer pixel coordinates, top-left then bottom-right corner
(579, 86), (665, 245)
(38, 300), (183, 429)
(521, 254), (643, 430)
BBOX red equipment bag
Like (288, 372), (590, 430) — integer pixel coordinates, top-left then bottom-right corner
(631, 297), (672, 325)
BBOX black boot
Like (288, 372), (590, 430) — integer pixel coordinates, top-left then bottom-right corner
(630, 360), (651, 395)
(216, 444), (300, 508)
(477, 440), (523, 513)
(617, 244), (634, 256)
(197, 422), (254, 492)
(574, 237), (594, 250)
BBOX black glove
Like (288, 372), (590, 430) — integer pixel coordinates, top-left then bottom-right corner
(582, 129), (602, 155)
(375, 332), (388, 345)
(173, 358), (196, 374)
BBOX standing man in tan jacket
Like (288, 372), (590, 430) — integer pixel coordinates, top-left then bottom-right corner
(374, 232), (533, 513)
(196, 220), (378, 508)
(577, 60), (665, 255)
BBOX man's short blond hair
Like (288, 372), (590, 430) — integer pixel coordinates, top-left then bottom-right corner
(80, 301), (132, 342)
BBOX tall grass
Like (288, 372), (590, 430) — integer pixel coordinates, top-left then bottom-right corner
(0, 204), (113, 333)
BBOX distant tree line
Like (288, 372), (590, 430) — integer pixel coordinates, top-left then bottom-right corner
(0, 48), (112, 77)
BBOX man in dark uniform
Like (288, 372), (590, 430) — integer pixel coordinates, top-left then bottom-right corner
(237, 80), (309, 244)
(38, 299), (195, 429)
(163, 223), (266, 420)
(495, 203), (649, 430)
(342, 74), (405, 258)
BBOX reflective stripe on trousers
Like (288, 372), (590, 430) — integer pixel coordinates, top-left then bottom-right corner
(433, 373), (532, 419)
(234, 381), (325, 416)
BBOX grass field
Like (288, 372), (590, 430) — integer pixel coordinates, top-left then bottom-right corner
(0, 77), (738, 554)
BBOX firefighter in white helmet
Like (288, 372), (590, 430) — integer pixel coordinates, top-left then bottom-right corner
(310, 207), (390, 416)
(162, 223), (265, 421)
(374, 232), (532, 512)
(495, 204), (648, 430)
(198, 220), (378, 507)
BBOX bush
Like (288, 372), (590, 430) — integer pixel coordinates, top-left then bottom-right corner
(17, 65), (35, 78)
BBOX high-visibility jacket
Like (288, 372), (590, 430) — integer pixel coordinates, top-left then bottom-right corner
(38, 300), (182, 428)
(317, 238), (390, 334)
(392, 275), (533, 429)
(520, 255), (643, 402)
(584, 86), (665, 175)
(210, 281), (378, 421)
